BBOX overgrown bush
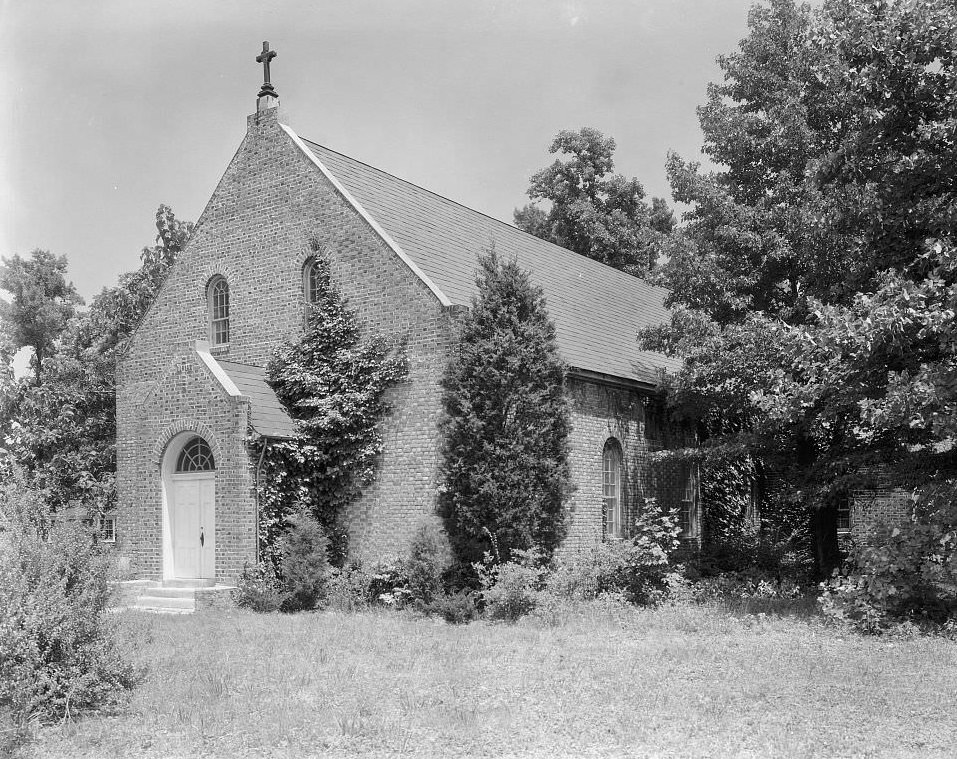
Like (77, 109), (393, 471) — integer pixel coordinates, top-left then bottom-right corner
(233, 563), (285, 612)
(546, 499), (682, 606)
(624, 499), (683, 604)
(426, 590), (480, 624)
(0, 475), (141, 726)
(546, 541), (633, 601)
(324, 563), (376, 613)
(280, 513), (331, 612)
(820, 485), (957, 633)
(476, 548), (547, 621)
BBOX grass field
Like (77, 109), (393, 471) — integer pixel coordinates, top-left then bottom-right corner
(18, 601), (957, 758)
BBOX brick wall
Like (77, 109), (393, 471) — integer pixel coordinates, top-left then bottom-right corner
(116, 106), (453, 581)
(115, 345), (253, 583)
(849, 488), (914, 537)
(116, 105), (687, 582)
(560, 377), (689, 556)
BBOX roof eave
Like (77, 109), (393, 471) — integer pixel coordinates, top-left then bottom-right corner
(567, 366), (660, 392)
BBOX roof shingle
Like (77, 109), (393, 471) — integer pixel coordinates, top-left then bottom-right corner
(302, 139), (680, 385)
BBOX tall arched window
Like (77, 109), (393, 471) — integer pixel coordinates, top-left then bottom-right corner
(208, 276), (229, 345)
(175, 436), (215, 472)
(303, 257), (322, 306)
(603, 439), (624, 539)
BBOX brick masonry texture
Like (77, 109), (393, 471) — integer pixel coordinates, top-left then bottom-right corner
(115, 106), (687, 583)
(560, 377), (692, 557)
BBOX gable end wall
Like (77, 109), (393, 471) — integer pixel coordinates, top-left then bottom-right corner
(117, 107), (455, 578)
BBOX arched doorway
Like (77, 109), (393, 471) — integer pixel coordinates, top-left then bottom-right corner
(162, 433), (216, 580)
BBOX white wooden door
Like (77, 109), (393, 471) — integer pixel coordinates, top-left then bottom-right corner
(171, 473), (215, 579)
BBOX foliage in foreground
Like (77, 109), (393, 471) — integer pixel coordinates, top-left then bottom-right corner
(440, 248), (571, 566)
(821, 482), (957, 634)
(0, 472), (140, 726)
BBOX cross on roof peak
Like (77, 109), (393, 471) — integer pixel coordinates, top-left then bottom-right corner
(256, 41), (278, 100)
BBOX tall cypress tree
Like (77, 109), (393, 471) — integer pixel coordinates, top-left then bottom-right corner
(440, 248), (571, 565)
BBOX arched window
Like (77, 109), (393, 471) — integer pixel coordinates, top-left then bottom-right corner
(303, 257), (322, 306)
(603, 439), (624, 539)
(175, 436), (215, 472)
(208, 276), (229, 345)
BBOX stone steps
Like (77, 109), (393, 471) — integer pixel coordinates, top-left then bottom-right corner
(114, 579), (235, 614)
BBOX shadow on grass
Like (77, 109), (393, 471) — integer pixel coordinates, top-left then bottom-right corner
(705, 593), (822, 620)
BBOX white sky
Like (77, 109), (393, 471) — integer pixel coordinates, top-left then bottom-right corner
(1, 0), (759, 302)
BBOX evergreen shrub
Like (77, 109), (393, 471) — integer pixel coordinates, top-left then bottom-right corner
(280, 513), (331, 612)
(440, 248), (571, 566)
(395, 523), (450, 605)
(0, 473), (141, 726)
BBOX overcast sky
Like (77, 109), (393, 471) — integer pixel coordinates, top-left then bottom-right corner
(1, 0), (760, 302)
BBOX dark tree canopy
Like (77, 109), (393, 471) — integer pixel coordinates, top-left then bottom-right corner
(515, 128), (675, 277)
(440, 248), (571, 565)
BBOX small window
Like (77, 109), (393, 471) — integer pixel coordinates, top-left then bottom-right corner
(208, 277), (230, 345)
(176, 436), (215, 472)
(679, 467), (700, 538)
(837, 498), (851, 532)
(603, 440), (624, 540)
(101, 516), (116, 543)
(303, 257), (322, 306)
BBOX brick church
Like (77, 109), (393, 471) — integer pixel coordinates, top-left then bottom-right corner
(114, 49), (694, 585)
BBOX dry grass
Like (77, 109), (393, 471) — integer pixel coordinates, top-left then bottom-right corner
(17, 601), (957, 758)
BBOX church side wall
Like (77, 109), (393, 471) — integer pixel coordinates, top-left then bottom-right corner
(561, 377), (689, 556)
(117, 107), (452, 578)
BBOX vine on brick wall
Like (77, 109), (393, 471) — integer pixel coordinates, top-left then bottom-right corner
(257, 251), (408, 565)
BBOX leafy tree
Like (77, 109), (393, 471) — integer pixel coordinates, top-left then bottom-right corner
(440, 248), (571, 565)
(0, 206), (192, 514)
(263, 251), (408, 562)
(647, 0), (957, 576)
(514, 128), (675, 276)
(0, 249), (83, 384)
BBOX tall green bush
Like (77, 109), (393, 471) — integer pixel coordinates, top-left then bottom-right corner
(280, 513), (331, 611)
(0, 472), (140, 725)
(440, 248), (571, 565)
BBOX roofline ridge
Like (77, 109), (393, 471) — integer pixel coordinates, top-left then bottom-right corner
(299, 138), (671, 299)
(281, 124), (453, 307)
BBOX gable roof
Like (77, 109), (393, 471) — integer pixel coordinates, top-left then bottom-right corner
(295, 136), (681, 386)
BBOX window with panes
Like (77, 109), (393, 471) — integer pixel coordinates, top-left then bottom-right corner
(208, 277), (229, 345)
(603, 440), (624, 539)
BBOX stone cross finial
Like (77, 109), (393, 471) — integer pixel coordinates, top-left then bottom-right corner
(256, 41), (278, 99)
